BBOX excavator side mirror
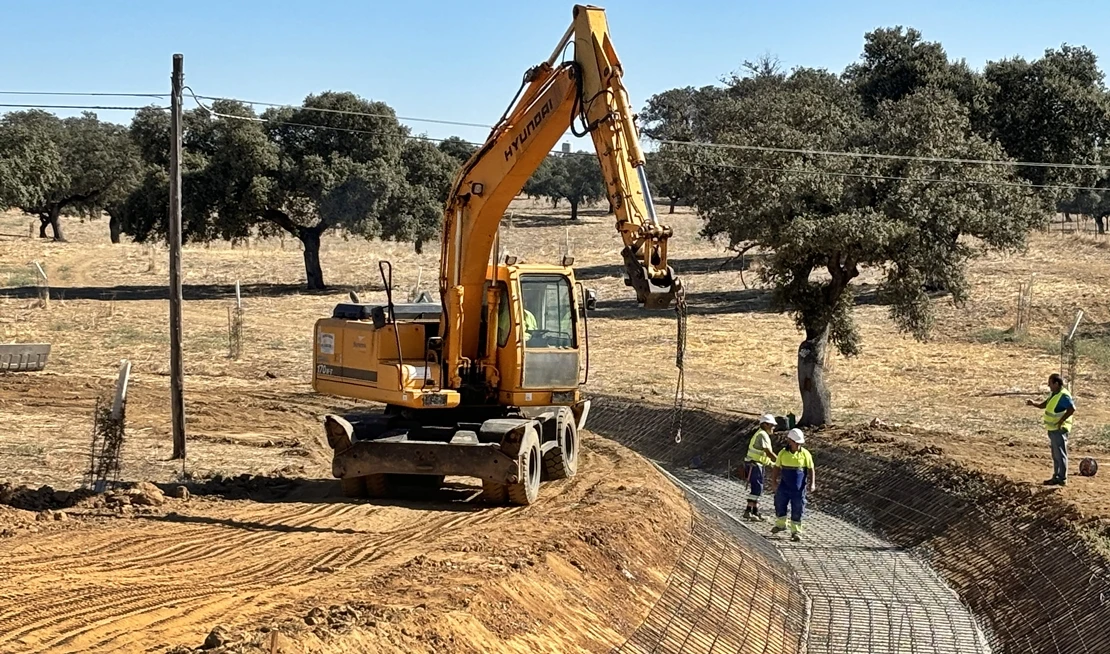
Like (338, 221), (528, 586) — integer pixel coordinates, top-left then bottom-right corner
(585, 288), (597, 311)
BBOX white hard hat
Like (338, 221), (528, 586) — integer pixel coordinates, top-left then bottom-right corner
(786, 428), (805, 444)
(759, 414), (776, 425)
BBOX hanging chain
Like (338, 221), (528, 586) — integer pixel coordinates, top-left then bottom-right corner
(671, 285), (688, 444)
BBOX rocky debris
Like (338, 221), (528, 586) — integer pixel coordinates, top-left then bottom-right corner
(303, 607), (327, 626)
(201, 625), (233, 649)
(180, 473), (299, 502)
(868, 417), (902, 430)
(172, 485), (190, 500)
(127, 481), (166, 506)
(0, 482), (92, 511)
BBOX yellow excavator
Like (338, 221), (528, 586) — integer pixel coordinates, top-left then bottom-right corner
(313, 4), (680, 504)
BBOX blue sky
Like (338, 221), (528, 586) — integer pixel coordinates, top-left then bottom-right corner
(2, 0), (1108, 148)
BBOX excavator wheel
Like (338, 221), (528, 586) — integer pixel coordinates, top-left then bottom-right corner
(340, 476), (368, 498)
(481, 425), (542, 506)
(507, 427), (542, 505)
(480, 479), (508, 504)
(365, 474), (391, 498)
(340, 474), (392, 499)
(542, 407), (579, 481)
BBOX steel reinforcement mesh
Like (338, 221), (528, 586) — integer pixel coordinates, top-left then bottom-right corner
(590, 394), (1110, 654)
(615, 490), (808, 654)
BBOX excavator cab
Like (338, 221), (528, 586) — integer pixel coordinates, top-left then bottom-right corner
(485, 263), (585, 407)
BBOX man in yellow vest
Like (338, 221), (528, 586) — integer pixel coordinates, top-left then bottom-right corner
(742, 414), (778, 522)
(1026, 373), (1075, 486)
(770, 428), (815, 542)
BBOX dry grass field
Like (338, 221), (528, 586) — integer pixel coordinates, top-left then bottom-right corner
(2, 201), (1110, 506)
(2, 199), (1110, 650)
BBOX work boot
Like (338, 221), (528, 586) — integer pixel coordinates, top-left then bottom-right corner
(770, 525), (786, 535)
(791, 532), (802, 542)
(743, 507), (753, 521)
(752, 511), (767, 522)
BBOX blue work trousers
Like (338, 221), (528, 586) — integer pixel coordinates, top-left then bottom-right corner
(744, 462), (764, 501)
(774, 485), (806, 524)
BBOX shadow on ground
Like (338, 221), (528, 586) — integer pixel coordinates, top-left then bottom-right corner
(0, 282), (378, 302)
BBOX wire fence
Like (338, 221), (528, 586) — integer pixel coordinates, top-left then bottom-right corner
(590, 394), (1110, 654)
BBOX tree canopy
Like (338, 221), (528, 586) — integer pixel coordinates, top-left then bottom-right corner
(119, 92), (456, 289)
(436, 136), (478, 165)
(650, 50), (1048, 425)
(522, 152), (606, 219)
(0, 110), (141, 241)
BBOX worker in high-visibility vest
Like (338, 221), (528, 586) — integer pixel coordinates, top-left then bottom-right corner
(1026, 373), (1075, 486)
(770, 428), (815, 542)
(742, 414), (778, 522)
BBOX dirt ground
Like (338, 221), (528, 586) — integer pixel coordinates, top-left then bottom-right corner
(2, 200), (1110, 648)
(0, 435), (690, 653)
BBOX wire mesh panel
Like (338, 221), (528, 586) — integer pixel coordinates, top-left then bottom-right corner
(674, 469), (990, 654)
(589, 394), (1110, 654)
(614, 490), (807, 654)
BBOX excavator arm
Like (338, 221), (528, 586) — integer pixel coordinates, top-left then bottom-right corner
(440, 4), (680, 385)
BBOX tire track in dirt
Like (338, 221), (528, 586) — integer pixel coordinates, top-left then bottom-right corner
(0, 440), (664, 653)
(0, 479), (574, 652)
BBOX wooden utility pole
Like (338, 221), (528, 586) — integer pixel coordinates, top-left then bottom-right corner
(169, 54), (186, 460)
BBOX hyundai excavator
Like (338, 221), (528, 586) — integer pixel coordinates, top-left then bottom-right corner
(313, 4), (681, 505)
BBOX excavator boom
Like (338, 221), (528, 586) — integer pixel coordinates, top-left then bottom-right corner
(442, 3), (680, 382)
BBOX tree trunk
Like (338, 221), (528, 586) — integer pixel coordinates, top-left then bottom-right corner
(669, 196), (678, 214)
(108, 213), (122, 244)
(39, 205), (66, 242)
(300, 230), (325, 290)
(797, 326), (831, 427)
(261, 209), (329, 290)
(1096, 215), (1105, 235)
(607, 200), (615, 214)
(570, 200), (579, 221)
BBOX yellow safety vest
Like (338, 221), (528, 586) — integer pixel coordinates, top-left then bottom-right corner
(775, 447), (814, 471)
(1044, 390), (1074, 432)
(745, 429), (773, 465)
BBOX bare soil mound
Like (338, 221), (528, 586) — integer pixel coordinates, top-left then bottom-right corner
(0, 435), (690, 654)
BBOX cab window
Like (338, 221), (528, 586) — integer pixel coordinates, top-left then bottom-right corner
(520, 274), (576, 348)
(496, 282), (510, 348)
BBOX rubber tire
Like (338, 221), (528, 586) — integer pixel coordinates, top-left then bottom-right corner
(365, 474), (390, 498)
(542, 409), (579, 481)
(339, 476), (368, 498)
(481, 479), (508, 503)
(507, 428), (542, 506)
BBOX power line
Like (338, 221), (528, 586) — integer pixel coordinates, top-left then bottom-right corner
(192, 93), (493, 130)
(7, 88), (1106, 174)
(0, 91), (166, 99)
(184, 96), (1110, 194)
(653, 138), (1109, 172)
(0, 103), (162, 111)
(191, 99), (469, 146)
(654, 155), (1110, 193)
